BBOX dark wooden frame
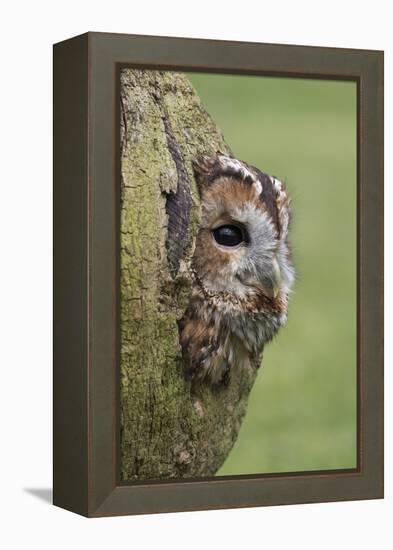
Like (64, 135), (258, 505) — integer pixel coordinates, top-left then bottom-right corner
(53, 32), (384, 517)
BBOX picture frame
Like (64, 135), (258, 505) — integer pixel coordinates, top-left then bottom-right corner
(53, 31), (384, 517)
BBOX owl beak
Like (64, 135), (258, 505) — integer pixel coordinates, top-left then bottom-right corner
(255, 258), (282, 299)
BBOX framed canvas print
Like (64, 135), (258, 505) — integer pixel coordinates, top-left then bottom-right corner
(53, 32), (384, 517)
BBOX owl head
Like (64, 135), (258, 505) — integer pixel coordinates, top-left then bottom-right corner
(192, 153), (294, 305)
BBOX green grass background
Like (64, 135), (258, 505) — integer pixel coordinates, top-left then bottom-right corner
(186, 73), (357, 475)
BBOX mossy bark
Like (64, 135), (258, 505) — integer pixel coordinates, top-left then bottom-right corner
(120, 69), (258, 481)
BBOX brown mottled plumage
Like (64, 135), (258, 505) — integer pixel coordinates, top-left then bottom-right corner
(179, 153), (295, 385)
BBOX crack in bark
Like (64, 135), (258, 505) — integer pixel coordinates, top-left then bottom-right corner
(152, 89), (193, 279)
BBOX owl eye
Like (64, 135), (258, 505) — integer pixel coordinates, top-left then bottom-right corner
(212, 225), (247, 247)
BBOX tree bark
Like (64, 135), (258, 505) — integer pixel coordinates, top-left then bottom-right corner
(120, 69), (258, 481)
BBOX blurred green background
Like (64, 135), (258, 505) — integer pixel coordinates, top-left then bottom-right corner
(186, 73), (357, 475)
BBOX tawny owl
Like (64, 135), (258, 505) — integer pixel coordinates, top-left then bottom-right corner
(179, 153), (295, 386)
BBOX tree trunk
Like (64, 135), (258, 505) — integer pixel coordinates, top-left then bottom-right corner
(120, 69), (258, 481)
